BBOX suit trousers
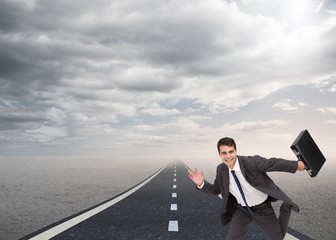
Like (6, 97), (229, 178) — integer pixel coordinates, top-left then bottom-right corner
(228, 200), (292, 240)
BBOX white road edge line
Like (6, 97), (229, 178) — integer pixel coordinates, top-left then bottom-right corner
(172, 193), (177, 198)
(28, 166), (166, 240)
(284, 234), (299, 240)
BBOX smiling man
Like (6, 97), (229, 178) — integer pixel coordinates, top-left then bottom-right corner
(188, 137), (306, 240)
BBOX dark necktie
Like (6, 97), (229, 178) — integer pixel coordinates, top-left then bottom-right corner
(231, 170), (256, 219)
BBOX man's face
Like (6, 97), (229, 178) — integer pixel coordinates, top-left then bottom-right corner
(219, 145), (237, 169)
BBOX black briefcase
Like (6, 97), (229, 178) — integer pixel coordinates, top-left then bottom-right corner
(290, 129), (326, 177)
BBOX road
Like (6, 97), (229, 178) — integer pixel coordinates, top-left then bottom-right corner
(21, 161), (313, 240)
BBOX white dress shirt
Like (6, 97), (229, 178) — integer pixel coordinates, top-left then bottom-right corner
(229, 159), (268, 207)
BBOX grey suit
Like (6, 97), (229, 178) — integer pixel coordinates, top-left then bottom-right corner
(201, 155), (299, 239)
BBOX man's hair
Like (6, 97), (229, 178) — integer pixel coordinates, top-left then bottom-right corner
(217, 137), (236, 152)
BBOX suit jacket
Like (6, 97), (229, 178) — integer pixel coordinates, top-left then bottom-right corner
(201, 155), (299, 225)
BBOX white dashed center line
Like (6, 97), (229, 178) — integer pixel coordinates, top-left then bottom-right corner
(170, 204), (177, 211)
(168, 164), (179, 232)
(168, 220), (179, 232)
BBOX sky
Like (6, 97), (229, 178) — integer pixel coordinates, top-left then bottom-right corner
(0, 0), (335, 161)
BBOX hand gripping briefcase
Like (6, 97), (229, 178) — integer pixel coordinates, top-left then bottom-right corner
(290, 129), (326, 177)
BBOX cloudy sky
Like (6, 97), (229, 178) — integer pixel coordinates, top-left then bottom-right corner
(0, 0), (335, 161)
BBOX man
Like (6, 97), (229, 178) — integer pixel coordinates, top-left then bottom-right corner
(188, 137), (305, 240)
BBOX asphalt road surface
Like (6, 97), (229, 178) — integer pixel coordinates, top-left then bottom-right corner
(21, 161), (313, 240)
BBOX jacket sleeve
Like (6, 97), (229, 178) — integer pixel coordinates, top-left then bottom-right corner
(199, 164), (222, 196)
(253, 155), (298, 173)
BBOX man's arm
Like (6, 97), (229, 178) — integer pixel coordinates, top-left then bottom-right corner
(252, 155), (305, 173)
(188, 168), (221, 195)
(188, 168), (205, 187)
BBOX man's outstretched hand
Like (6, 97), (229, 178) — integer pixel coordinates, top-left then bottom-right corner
(188, 168), (205, 187)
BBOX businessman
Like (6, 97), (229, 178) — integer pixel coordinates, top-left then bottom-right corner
(188, 137), (305, 240)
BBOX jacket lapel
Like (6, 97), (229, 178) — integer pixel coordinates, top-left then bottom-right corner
(222, 165), (229, 195)
(238, 157), (246, 177)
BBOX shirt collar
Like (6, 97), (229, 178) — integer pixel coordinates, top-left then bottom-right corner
(231, 157), (241, 172)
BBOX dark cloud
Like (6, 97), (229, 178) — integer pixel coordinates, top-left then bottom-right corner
(0, 53), (34, 79)
(0, 1), (27, 31)
(0, 111), (47, 131)
(117, 78), (181, 92)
